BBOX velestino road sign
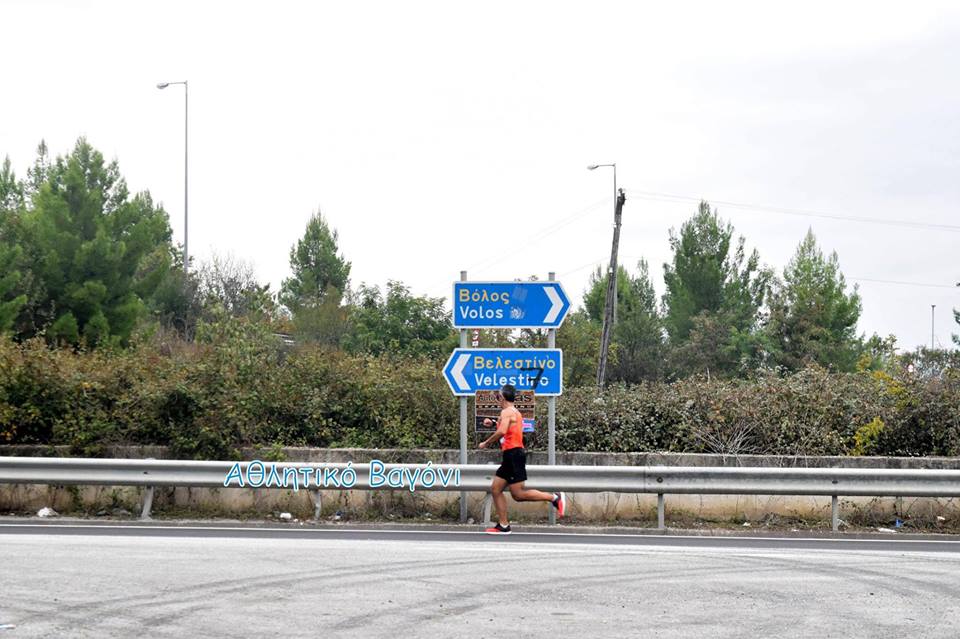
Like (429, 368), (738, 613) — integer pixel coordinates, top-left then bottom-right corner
(443, 348), (563, 396)
(453, 282), (571, 329)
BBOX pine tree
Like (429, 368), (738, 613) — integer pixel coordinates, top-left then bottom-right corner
(20, 138), (172, 345)
(765, 229), (862, 371)
(0, 156), (23, 212)
(662, 201), (770, 377)
(279, 210), (351, 313)
(584, 260), (664, 382)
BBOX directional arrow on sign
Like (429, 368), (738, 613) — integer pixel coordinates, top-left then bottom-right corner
(442, 348), (563, 396)
(452, 282), (571, 329)
(543, 285), (563, 324)
(449, 353), (470, 390)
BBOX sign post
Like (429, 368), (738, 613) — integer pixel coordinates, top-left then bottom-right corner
(547, 272), (557, 524)
(459, 271), (468, 523)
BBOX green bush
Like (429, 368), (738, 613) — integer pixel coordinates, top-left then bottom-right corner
(0, 320), (958, 458)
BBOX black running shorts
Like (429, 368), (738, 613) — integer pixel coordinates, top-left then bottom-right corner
(496, 447), (527, 485)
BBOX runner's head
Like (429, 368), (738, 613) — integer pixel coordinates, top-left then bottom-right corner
(499, 384), (516, 406)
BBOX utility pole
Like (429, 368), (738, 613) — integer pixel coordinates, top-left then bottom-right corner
(597, 188), (626, 388)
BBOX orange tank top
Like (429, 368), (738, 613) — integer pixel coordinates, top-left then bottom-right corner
(500, 407), (524, 450)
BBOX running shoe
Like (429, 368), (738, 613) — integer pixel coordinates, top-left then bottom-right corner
(552, 492), (566, 518)
(485, 523), (512, 535)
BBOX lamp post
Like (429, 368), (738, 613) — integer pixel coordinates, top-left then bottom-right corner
(157, 81), (188, 272)
(932, 304), (936, 350)
(588, 163), (619, 387)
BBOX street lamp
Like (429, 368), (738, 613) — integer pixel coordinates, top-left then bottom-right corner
(157, 80), (189, 272)
(932, 304), (936, 350)
(588, 163), (619, 388)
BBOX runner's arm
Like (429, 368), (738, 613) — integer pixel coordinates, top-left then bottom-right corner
(478, 410), (512, 448)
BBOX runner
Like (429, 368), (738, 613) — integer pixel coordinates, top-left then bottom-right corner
(478, 384), (565, 534)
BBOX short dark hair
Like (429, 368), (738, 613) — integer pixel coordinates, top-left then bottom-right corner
(500, 384), (516, 402)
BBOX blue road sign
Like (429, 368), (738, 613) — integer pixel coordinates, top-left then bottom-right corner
(443, 348), (563, 396)
(453, 282), (571, 329)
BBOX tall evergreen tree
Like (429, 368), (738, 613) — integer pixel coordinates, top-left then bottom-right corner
(613, 259), (665, 382)
(584, 260), (664, 382)
(0, 156), (23, 212)
(0, 238), (26, 334)
(764, 229), (862, 371)
(19, 138), (173, 345)
(662, 201), (770, 377)
(0, 157), (27, 332)
(24, 140), (50, 199)
(584, 265), (640, 324)
(279, 210), (351, 313)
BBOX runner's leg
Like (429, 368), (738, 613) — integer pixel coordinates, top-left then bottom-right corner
(508, 482), (557, 502)
(491, 476), (510, 525)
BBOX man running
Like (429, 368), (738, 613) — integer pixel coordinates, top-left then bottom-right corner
(478, 384), (565, 534)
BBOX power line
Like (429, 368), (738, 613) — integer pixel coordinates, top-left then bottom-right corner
(560, 260), (956, 293)
(466, 197), (608, 275)
(423, 196), (609, 296)
(849, 276), (959, 289)
(625, 190), (960, 233)
(559, 257), (605, 278)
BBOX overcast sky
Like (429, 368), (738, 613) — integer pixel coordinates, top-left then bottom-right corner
(3, 0), (958, 350)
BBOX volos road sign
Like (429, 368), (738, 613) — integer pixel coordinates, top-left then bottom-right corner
(443, 348), (563, 396)
(453, 282), (571, 329)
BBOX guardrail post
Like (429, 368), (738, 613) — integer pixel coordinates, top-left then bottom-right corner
(482, 494), (493, 527)
(310, 490), (322, 521)
(657, 493), (665, 530)
(140, 486), (155, 520)
(139, 456), (155, 520)
(831, 495), (839, 532)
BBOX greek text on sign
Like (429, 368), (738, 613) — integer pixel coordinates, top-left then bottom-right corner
(442, 348), (563, 396)
(453, 282), (571, 329)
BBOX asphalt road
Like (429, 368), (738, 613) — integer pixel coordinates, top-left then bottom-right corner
(2, 523), (959, 638)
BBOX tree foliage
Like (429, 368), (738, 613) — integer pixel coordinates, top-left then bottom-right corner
(954, 307), (960, 348)
(0, 158), (27, 333)
(0, 156), (23, 212)
(146, 249), (202, 339)
(196, 253), (276, 322)
(13, 138), (173, 345)
(555, 309), (601, 387)
(343, 281), (455, 358)
(279, 210), (350, 313)
(764, 229), (863, 371)
(584, 261), (664, 382)
(662, 201), (770, 377)
(0, 237), (27, 334)
(291, 286), (350, 347)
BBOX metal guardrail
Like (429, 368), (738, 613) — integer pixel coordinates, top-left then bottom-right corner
(2, 457), (960, 531)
